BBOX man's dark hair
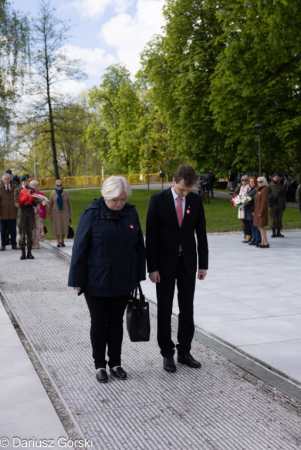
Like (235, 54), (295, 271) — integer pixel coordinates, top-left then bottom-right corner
(174, 165), (196, 186)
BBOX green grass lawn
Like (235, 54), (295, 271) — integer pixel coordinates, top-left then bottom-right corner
(42, 189), (301, 239)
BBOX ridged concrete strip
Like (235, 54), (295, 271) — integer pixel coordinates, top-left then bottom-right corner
(2, 248), (301, 450)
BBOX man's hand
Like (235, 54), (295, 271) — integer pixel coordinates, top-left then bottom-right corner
(73, 287), (82, 293)
(149, 271), (160, 283)
(197, 269), (207, 280)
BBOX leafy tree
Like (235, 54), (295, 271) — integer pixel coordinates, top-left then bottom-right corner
(14, 96), (94, 177)
(139, 0), (225, 173)
(23, 0), (86, 179)
(0, 0), (29, 162)
(209, 0), (301, 174)
(88, 64), (143, 174)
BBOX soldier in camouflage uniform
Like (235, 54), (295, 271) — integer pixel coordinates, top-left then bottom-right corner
(15, 175), (35, 260)
(268, 173), (286, 238)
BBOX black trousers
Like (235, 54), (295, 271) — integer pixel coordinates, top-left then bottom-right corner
(242, 218), (251, 236)
(85, 292), (129, 369)
(1, 219), (17, 246)
(156, 256), (196, 358)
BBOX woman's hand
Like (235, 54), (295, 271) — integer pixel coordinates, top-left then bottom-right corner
(74, 287), (82, 293)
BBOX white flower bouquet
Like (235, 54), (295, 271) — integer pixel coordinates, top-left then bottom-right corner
(32, 193), (49, 205)
(231, 195), (251, 209)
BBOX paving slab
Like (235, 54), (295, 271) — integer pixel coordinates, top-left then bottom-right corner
(0, 299), (68, 449)
(1, 246), (301, 449)
(49, 230), (301, 385)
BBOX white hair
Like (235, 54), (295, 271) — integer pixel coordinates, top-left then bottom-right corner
(101, 176), (132, 200)
(30, 180), (39, 187)
(257, 176), (268, 186)
(2, 174), (10, 181)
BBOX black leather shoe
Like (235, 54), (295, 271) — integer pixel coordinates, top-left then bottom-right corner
(96, 369), (108, 383)
(177, 354), (201, 368)
(110, 367), (127, 380)
(163, 357), (176, 373)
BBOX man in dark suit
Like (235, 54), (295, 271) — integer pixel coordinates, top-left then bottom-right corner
(146, 165), (208, 373)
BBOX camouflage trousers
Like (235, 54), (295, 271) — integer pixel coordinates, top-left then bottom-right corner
(269, 205), (284, 229)
(18, 207), (35, 248)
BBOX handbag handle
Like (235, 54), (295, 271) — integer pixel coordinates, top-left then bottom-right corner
(130, 282), (146, 308)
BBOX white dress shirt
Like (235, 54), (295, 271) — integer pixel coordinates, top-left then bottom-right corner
(171, 186), (186, 216)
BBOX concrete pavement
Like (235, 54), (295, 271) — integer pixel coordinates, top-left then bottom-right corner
(48, 230), (301, 385)
(0, 230), (301, 449)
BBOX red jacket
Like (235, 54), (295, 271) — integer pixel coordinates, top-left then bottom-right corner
(18, 189), (35, 206)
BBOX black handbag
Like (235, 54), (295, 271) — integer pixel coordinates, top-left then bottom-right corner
(67, 220), (74, 239)
(126, 283), (150, 342)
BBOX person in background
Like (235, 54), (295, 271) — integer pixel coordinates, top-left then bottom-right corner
(253, 177), (269, 248)
(17, 182), (36, 260)
(268, 173), (286, 238)
(68, 176), (145, 383)
(244, 176), (261, 246)
(201, 176), (210, 204)
(207, 170), (216, 199)
(0, 173), (18, 251)
(196, 176), (202, 195)
(49, 180), (72, 247)
(14, 174), (30, 207)
(238, 175), (252, 243)
(29, 180), (46, 249)
(228, 170), (235, 195)
(296, 182), (301, 226)
(12, 173), (20, 186)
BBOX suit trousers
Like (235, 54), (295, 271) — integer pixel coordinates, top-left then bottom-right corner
(85, 291), (129, 369)
(156, 256), (196, 358)
(1, 219), (16, 246)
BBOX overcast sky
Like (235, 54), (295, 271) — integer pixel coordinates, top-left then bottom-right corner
(12, 0), (166, 95)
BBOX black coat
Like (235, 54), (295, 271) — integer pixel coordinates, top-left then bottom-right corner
(146, 188), (208, 277)
(68, 197), (145, 297)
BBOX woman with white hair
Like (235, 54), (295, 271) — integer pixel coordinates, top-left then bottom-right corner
(29, 180), (46, 248)
(68, 176), (146, 384)
(253, 176), (270, 248)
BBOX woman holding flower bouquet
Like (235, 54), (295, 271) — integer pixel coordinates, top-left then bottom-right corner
(253, 177), (269, 248)
(238, 176), (252, 243)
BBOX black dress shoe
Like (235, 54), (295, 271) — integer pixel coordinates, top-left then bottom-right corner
(96, 369), (108, 383)
(177, 354), (201, 368)
(163, 357), (176, 373)
(110, 366), (127, 380)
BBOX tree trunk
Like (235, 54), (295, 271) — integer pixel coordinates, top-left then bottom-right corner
(44, 37), (59, 180)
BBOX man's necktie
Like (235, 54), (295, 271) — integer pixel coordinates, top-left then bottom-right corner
(176, 196), (183, 228)
(7, 186), (10, 193)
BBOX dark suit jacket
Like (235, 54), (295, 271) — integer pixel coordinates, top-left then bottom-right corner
(146, 188), (208, 277)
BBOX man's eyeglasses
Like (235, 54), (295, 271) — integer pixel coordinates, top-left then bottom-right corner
(242, 179), (247, 182)
(56, 184), (62, 187)
(258, 181), (263, 183)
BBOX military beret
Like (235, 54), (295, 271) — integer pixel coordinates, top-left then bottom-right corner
(272, 172), (278, 177)
(20, 174), (29, 181)
(5, 169), (12, 174)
